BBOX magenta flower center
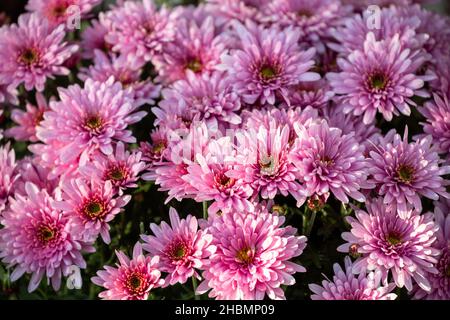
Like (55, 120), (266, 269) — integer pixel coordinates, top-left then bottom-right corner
(186, 58), (203, 73)
(84, 114), (104, 132)
(368, 72), (388, 91)
(396, 164), (415, 183)
(19, 48), (39, 66)
(81, 197), (107, 220)
(52, 4), (68, 18)
(236, 246), (255, 265)
(214, 171), (235, 190)
(386, 232), (402, 246)
(166, 238), (190, 261)
(36, 224), (59, 245)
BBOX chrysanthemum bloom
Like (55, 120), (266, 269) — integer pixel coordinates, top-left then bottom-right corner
(55, 178), (131, 244)
(228, 122), (305, 205)
(155, 71), (241, 130)
(0, 143), (18, 213)
(0, 81), (18, 105)
(80, 19), (111, 59)
(338, 199), (440, 292)
(141, 208), (215, 286)
(327, 33), (433, 124)
(26, 0), (101, 28)
(368, 128), (450, 218)
(413, 205), (450, 299)
(101, 0), (177, 68)
(419, 93), (450, 163)
(79, 51), (161, 106)
(13, 157), (59, 197)
(79, 142), (146, 192)
(264, 0), (352, 52)
(286, 79), (335, 110)
(36, 77), (146, 164)
(0, 182), (91, 292)
(6, 93), (49, 142)
(329, 5), (427, 55)
(205, 0), (268, 24)
(289, 119), (371, 206)
(142, 123), (211, 203)
(218, 21), (319, 105)
(139, 129), (169, 167)
(309, 256), (397, 300)
(0, 13), (78, 92)
(153, 16), (226, 84)
(197, 209), (307, 300)
(184, 137), (254, 215)
(92, 242), (163, 300)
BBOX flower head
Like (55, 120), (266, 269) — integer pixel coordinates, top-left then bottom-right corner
(92, 242), (163, 300)
(0, 143), (18, 213)
(338, 199), (440, 292)
(141, 208), (215, 286)
(309, 256), (397, 300)
(197, 209), (307, 300)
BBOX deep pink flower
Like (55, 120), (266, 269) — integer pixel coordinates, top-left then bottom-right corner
(368, 128), (450, 218)
(141, 207), (215, 286)
(92, 242), (163, 300)
(55, 178), (131, 244)
(0, 143), (18, 213)
(327, 32), (433, 124)
(79, 142), (146, 192)
(184, 137), (254, 215)
(0, 13), (78, 91)
(13, 157), (59, 197)
(205, 0), (269, 24)
(413, 204), (450, 300)
(35, 77), (146, 164)
(26, 0), (101, 28)
(101, 0), (177, 67)
(338, 199), (440, 292)
(309, 256), (397, 300)
(153, 16), (226, 84)
(289, 119), (371, 205)
(197, 209), (307, 300)
(80, 19), (111, 59)
(218, 21), (319, 105)
(6, 93), (49, 142)
(0, 182), (91, 292)
(79, 51), (161, 106)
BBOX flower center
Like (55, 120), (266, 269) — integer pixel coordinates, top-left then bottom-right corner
(320, 155), (334, 167)
(20, 48), (39, 65)
(386, 232), (402, 246)
(369, 72), (388, 90)
(297, 9), (313, 17)
(81, 197), (107, 220)
(260, 64), (277, 80)
(259, 155), (278, 176)
(396, 164), (415, 183)
(37, 224), (58, 245)
(349, 243), (361, 259)
(166, 239), (189, 261)
(52, 4), (68, 17)
(85, 115), (104, 131)
(129, 274), (142, 289)
(106, 163), (128, 182)
(214, 171), (235, 190)
(236, 246), (254, 265)
(186, 58), (202, 73)
(125, 271), (148, 295)
(152, 141), (166, 155)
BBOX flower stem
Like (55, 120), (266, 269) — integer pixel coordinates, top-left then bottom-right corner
(192, 276), (200, 300)
(306, 210), (317, 237)
(202, 201), (208, 220)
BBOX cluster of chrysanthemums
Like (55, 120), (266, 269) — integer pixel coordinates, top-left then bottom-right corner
(0, 0), (449, 300)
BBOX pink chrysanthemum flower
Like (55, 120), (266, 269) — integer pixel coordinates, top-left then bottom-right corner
(13, 157), (59, 197)
(205, 0), (268, 24)
(26, 0), (101, 28)
(55, 178), (131, 244)
(309, 256), (397, 300)
(184, 137), (254, 215)
(218, 21), (319, 105)
(413, 204), (450, 300)
(153, 16), (226, 84)
(6, 93), (49, 142)
(0, 81), (18, 105)
(338, 199), (440, 292)
(140, 128), (169, 168)
(155, 71), (241, 130)
(92, 242), (163, 300)
(80, 19), (111, 59)
(368, 128), (450, 218)
(327, 32), (433, 124)
(197, 209), (307, 300)
(286, 79), (335, 110)
(36, 77), (146, 164)
(289, 119), (371, 205)
(79, 51), (161, 106)
(0, 182), (91, 292)
(229, 122), (305, 205)
(0, 13), (78, 92)
(419, 93), (450, 163)
(79, 142), (146, 192)
(264, 0), (352, 52)
(0, 143), (18, 213)
(141, 207), (215, 286)
(101, 0), (177, 68)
